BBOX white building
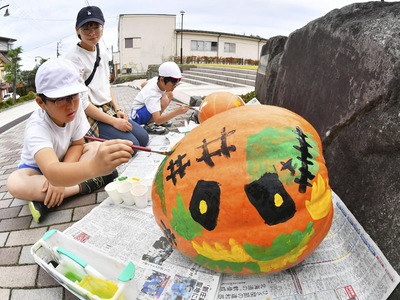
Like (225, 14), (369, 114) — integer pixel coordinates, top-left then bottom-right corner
(114, 14), (267, 76)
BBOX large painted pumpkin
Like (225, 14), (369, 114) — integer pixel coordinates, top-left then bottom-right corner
(152, 105), (333, 275)
(198, 91), (244, 123)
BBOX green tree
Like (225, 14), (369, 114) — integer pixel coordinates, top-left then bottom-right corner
(4, 47), (23, 104)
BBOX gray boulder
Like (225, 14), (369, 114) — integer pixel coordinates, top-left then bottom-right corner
(256, 2), (400, 298)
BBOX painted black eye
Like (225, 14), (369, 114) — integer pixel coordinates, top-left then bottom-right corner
(189, 180), (220, 231)
(245, 173), (296, 225)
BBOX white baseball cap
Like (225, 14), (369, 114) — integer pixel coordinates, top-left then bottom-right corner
(158, 62), (183, 79)
(35, 58), (87, 98)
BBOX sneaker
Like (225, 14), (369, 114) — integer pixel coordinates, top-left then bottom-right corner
(144, 123), (167, 134)
(79, 169), (119, 195)
(160, 121), (173, 127)
(29, 201), (48, 224)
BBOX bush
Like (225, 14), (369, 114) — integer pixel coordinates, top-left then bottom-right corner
(5, 98), (14, 106)
(17, 91), (36, 102)
(240, 91), (258, 103)
(0, 101), (10, 109)
(113, 74), (147, 84)
(0, 91), (36, 111)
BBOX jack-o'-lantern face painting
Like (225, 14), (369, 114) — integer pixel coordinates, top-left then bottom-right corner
(152, 105), (333, 274)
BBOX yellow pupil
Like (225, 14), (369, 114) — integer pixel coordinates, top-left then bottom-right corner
(274, 194), (283, 207)
(199, 200), (208, 214)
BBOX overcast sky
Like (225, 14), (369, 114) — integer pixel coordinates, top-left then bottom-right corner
(0, 0), (395, 70)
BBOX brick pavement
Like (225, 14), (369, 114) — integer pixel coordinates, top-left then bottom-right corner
(0, 85), (193, 299)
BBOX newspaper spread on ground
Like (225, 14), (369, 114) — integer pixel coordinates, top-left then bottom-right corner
(65, 135), (222, 300)
(64, 135), (399, 300)
(217, 191), (399, 300)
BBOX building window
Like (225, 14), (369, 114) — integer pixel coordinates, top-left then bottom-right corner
(191, 40), (218, 51)
(224, 42), (236, 53)
(125, 37), (141, 49)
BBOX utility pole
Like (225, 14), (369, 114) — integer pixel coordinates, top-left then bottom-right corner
(180, 11), (185, 65)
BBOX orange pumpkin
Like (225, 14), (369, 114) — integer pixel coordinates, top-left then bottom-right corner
(152, 105), (333, 274)
(198, 91), (244, 123)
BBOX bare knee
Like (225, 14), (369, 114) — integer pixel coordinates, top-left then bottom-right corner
(6, 169), (45, 201)
(7, 171), (30, 200)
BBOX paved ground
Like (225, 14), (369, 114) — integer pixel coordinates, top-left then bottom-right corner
(0, 85), (194, 300)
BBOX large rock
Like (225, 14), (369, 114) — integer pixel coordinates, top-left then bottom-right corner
(256, 2), (400, 298)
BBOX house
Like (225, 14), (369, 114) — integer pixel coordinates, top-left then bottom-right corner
(113, 14), (267, 76)
(0, 36), (16, 101)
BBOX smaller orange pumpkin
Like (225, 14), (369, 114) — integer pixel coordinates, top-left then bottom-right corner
(198, 91), (244, 123)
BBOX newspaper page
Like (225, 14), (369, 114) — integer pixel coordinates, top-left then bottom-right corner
(216, 191), (399, 300)
(64, 202), (221, 300)
(64, 135), (221, 300)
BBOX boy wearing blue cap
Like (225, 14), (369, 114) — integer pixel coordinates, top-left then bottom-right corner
(66, 6), (149, 147)
(6, 58), (134, 223)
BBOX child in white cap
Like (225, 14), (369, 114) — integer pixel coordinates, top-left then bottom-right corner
(6, 58), (134, 223)
(130, 62), (189, 134)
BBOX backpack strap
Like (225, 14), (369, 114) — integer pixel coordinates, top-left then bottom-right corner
(85, 43), (101, 86)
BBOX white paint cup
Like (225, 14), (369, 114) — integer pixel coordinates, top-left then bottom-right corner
(140, 178), (153, 201)
(105, 181), (123, 204)
(117, 182), (135, 205)
(130, 184), (149, 208)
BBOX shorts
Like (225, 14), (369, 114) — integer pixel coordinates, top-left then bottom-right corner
(131, 106), (152, 125)
(18, 164), (42, 174)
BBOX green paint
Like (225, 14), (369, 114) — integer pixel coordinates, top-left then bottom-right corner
(64, 271), (83, 283)
(170, 193), (203, 240)
(195, 254), (261, 273)
(245, 126), (319, 184)
(244, 222), (314, 261)
(155, 156), (168, 215)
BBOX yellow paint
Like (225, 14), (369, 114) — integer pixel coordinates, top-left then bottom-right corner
(192, 228), (314, 273)
(193, 238), (251, 262)
(306, 174), (332, 220)
(234, 99), (243, 107)
(78, 275), (118, 299)
(199, 200), (208, 214)
(274, 194), (283, 207)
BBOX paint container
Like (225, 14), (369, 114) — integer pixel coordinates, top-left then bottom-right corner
(130, 184), (148, 208)
(105, 181), (123, 204)
(117, 182), (135, 206)
(31, 229), (140, 300)
(127, 177), (140, 185)
(140, 178), (153, 201)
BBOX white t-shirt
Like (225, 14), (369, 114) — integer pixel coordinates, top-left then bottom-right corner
(19, 100), (90, 169)
(130, 77), (164, 118)
(65, 44), (111, 109)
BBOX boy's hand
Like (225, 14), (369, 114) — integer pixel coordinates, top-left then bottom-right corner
(112, 118), (132, 132)
(92, 139), (134, 175)
(176, 105), (189, 115)
(42, 180), (65, 208)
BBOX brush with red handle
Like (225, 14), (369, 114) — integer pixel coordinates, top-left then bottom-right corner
(84, 136), (170, 155)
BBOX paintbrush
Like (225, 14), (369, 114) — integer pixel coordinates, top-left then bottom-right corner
(84, 136), (171, 155)
(178, 104), (198, 111)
